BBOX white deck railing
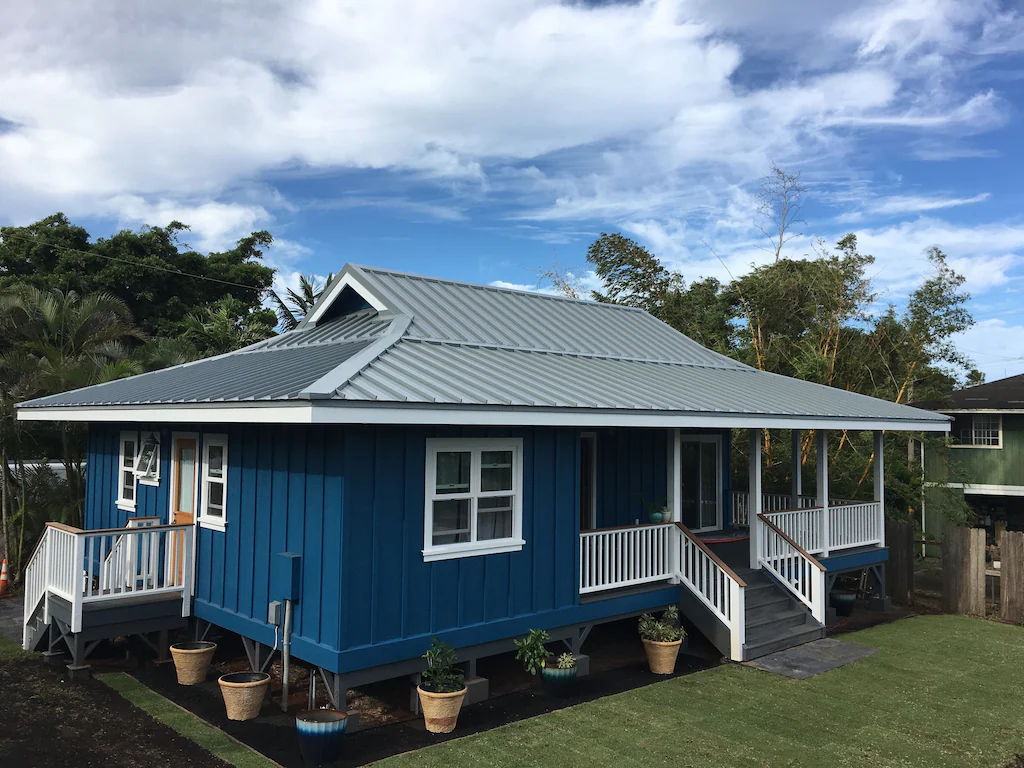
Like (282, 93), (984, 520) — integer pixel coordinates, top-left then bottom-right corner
(579, 521), (748, 660)
(756, 514), (826, 623)
(23, 521), (193, 644)
(579, 523), (674, 594)
(675, 523), (747, 660)
(732, 492), (819, 526)
(761, 501), (883, 555)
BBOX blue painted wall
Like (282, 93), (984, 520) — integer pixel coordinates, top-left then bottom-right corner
(84, 422), (730, 674)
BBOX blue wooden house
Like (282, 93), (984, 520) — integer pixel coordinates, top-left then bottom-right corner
(18, 264), (948, 712)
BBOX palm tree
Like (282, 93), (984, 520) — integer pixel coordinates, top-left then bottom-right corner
(0, 286), (145, 542)
(272, 273), (334, 331)
(182, 297), (276, 356)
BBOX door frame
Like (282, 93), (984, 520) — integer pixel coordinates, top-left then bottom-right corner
(168, 431), (200, 597)
(669, 430), (723, 533)
(167, 432), (201, 524)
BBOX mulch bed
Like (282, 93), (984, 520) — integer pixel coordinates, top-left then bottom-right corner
(133, 616), (721, 767)
(0, 653), (228, 767)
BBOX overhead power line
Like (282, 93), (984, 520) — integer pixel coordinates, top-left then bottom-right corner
(0, 232), (265, 293)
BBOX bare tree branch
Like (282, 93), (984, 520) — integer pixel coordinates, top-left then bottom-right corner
(756, 163), (806, 263)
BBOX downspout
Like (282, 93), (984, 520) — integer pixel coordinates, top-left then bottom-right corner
(281, 598), (293, 711)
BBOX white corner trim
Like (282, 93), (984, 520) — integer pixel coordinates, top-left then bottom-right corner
(305, 270), (390, 326)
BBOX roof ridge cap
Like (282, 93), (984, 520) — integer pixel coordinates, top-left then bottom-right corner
(398, 336), (751, 371)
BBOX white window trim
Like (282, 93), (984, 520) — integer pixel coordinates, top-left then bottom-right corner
(116, 430), (139, 512)
(423, 437), (524, 562)
(135, 430), (161, 487)
(951, 414), (1002, 449)
(199, 433), (229, 531)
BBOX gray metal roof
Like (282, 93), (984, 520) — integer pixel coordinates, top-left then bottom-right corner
(17, 263), (950, 427)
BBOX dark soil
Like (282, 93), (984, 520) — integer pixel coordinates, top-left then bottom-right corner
(134, 616), (722, 768)
(0, 653), (228, 768)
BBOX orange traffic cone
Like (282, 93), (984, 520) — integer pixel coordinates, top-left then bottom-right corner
(0, 559), (8, 598)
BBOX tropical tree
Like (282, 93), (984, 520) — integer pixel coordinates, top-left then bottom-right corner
(183, 296), (276, 356)
(272, 273), (334, 331)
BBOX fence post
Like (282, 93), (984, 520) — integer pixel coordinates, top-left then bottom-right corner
(942, 527), (985, 616)
(1000, 530), (1024, 623)
(874, 431), (885, 547)
(885, 520), (914, 605)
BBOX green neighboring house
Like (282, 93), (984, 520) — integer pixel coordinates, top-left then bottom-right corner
(919, 373), (1024, 552)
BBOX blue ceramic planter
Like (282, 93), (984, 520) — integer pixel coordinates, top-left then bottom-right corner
(540, 664), (577, 697)
(296, 709), (348, 766)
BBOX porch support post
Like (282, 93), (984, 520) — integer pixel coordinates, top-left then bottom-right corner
(790, 429), (802, 509)
(817, 430), (830, 558)
(874, 430), (886, 547)
(748, 429), (763, 570)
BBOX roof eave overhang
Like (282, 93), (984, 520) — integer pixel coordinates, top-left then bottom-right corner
(16, 401), (952, 432)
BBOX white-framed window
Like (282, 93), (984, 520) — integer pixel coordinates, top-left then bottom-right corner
(134, 431), (161, 486)
(952, 414), (1002, 448)
(199, 434), (228, 530)
(423, 438), (524, 562)
(116, 430), (138, 511)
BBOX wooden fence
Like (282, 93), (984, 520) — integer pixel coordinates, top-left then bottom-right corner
(942, 527), (986, 616)
(1000, 530), (1024, 624)
(885, 520), (915, 606)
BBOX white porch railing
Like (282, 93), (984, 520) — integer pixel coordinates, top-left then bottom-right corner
(579, 522), (748, 660)
(23, 521), (193, 644)
(675, 522), (747, 660)
(756, 514), (826, 623)
(579, 523), (674, 594)
(761, 501), (883, 555)
(732, 492), (820, 526)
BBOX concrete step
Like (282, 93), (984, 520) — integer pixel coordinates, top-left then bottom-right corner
(744, 623), (825, 661)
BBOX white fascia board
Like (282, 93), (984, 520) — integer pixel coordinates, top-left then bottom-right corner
(17, 404), (314, 424)
(18, 401), (951, 432)
(928, 482), (1024, 497)
(939, 409), (1024, 414)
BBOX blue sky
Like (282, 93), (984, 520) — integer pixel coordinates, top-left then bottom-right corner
(2, 0), (1024, 379)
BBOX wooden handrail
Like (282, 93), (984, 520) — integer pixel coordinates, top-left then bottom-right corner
(674, 522), (747, 588)
(46, 521), (191, 536)
(757, 514), (826, 571)
(581, 521), (673, 534)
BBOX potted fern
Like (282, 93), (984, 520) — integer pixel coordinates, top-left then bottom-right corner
(639, 605), (686, 674)
(416, 637), (467, 734)
(515, 629), (578, 696)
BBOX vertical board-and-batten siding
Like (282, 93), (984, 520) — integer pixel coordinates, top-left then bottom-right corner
(86, 422), (610, 672)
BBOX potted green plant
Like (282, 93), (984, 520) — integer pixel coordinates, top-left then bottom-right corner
(639, 605), (686, 674)
(515, 630), (578, 696)
(416, 637), (467, 734)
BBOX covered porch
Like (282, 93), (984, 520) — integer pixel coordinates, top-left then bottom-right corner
(576, 426), (893, 661)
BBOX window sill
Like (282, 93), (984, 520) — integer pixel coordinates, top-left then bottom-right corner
(950, 444), (1002, 450)
(422, 539), (525, 563)
(199, 519), (227, 532)
(116, 500), (136, 512)
(138, 477), (160, 487)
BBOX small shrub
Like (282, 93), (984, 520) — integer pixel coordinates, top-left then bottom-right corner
(420, 637), (465, 693)
(638, 605), (685, 643)
(556, 652), (577, 670)
(514, 629), (552, 676)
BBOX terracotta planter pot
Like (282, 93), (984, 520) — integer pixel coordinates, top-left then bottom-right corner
(417, 685), (467, 734)
(169, 641), (217, 685)
(296, 709), (348, 766)
(643, 638), (682, 675)
(218, 672), (271, 721)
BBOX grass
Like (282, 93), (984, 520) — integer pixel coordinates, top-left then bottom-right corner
(379, 616), (1024, 768)
(0, 633), (30, 661)
(98, 672), (277, 768)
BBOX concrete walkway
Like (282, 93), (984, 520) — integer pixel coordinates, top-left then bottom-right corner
(744, 637), (879, 679)
(0, 596), (24, 645)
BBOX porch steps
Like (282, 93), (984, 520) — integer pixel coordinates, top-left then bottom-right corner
(736, 568), (825, 661)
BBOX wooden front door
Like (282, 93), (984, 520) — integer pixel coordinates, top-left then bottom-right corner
(170, 437), (198, 583)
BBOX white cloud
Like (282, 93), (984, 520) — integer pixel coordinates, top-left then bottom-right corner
(953, 319), (1024, 381)
(864, 192), (991, 215)
(108, 196), (272, 252)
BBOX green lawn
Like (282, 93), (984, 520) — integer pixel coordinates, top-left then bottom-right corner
(380, 616), (1024, 768)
